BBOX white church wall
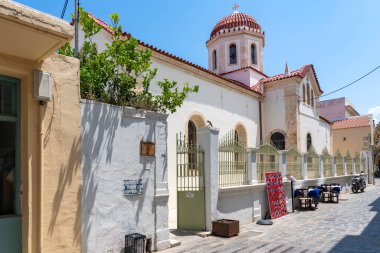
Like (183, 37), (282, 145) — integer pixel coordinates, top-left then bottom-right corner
(263, 88), (286, 142)
(149, 57), (261, 227)
(299, 113), (331, 154)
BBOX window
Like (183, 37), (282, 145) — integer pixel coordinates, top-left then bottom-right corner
(306, 83), (310, 105)
(307, 133), (312, 151)
(311, 90), (314, 107)
(303, 85), (306, 102)
(229, 44), (237, 64)
(212, 50), (217, 70)
(188, 120), (197, 167)
(270, 132), (285, 150)
(0, 82), (16, 117)
(251, 44), (257, 65)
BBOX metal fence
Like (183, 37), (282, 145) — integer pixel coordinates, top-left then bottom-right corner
(176, 133), (204, 191)
(218, 131), (248, 188)
(335, 150), (343, 176)
(307, 148), (319, 179)
(257, 143), (279, 183)
(322, 148), (332, 177)
(286, 147), (302, 179)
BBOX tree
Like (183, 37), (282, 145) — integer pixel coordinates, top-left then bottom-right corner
(59, 8), (198, 113)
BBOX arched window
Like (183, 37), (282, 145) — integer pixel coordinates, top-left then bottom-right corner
(303, 85), (306, 102)
(270, 132), (285, 150)
(212, 50), (217, 70)
(251, 44), (257, 65)
(188, 120), (197, 147)
(306, 133), (312, 151)
(229, 44), (237, 64)
(188, 120), (197, 167)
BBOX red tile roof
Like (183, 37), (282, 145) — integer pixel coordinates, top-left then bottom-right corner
(332, 115), (372, 130)
(210, 12), (262, 39)
(258, 64), (323, 93)
(86, 14), (263, 97)
(220, 66), (268, 78)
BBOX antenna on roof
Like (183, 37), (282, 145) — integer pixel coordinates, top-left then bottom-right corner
(284, 62), (290, 76)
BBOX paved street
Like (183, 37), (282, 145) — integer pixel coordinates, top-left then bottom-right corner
(164, 178), (380, 253)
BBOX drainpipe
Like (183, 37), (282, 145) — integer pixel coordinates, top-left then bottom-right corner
(259, 100), (263, 145)
(39, 102), (45, 253)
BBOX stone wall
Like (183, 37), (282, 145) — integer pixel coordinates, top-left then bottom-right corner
(81, 100), (170, 252)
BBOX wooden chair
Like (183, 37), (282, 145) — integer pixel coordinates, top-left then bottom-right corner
(295, 188), (311, 211)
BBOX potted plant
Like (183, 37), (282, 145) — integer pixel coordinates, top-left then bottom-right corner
(212, 219), (239, 238)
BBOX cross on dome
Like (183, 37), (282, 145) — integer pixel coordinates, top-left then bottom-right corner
(232, 3), (239, 13)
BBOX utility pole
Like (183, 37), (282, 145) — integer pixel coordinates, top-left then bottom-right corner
(74, 0), (79, 57)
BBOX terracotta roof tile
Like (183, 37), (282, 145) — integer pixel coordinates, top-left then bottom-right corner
(86, 14), (263, 97)
(332, 115), (372, 130)
(220, 66), (268, 78)
(258, 64), (323, 93)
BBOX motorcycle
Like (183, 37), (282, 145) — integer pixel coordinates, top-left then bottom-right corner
(351, 171), (366, 193)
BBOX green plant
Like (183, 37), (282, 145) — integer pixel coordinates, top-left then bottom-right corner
(59, 8), (198, 113)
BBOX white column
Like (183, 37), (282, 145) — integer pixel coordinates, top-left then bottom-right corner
(352, 158), (356, 175)
(302, 153), (308, 180)
(197, 127), (219, 231)
(279, 151), (287, 182)
(319, 155), (324, 178)
(247, 148), (258, 184)
(343, 157), (347, 175)
(333, 156), (337, 177)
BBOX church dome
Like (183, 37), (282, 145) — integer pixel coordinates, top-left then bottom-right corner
(210, 12), (262, 39)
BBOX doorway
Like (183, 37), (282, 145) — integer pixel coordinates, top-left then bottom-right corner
(0, 75), (21, 252)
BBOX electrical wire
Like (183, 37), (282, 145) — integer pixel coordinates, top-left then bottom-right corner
(304, 64), (380, 102)
(60, 0), (69, 19)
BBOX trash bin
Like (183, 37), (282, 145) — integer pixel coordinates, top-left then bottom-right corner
(125, 233), (146, 253)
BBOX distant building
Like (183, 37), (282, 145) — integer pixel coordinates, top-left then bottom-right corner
(319, 97), (360, 122)
(331, 115), (374, 154)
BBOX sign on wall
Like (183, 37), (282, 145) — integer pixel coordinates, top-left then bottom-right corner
(265, 172), (288, 219)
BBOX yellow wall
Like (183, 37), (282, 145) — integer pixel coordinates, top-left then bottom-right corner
(0, 53), (81, 253)
(333, 126), (372, 154)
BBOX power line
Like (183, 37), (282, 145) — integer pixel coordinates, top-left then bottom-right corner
(60, 0), (69, 19)
(304, 64), (380, 102)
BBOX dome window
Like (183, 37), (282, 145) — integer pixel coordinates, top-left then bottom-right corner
(212, 50), (217, 70)
(229, 44), (237, 64)
(251, 44), (257, 65)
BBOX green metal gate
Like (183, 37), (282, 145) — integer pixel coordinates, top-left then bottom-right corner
(218, 131), (248, 188)
(176, 133), (205, 230)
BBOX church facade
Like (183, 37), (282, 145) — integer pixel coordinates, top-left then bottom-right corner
(84, 8), (334, 228)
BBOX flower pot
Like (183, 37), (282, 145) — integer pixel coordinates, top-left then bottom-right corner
(212, 219), (239, 238)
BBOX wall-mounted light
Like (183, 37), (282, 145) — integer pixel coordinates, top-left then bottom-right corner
(343, 137), (347, 141)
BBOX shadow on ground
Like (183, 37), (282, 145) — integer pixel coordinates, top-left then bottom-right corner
(328, 196), (380, 253)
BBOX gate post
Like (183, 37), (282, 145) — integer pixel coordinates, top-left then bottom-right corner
(333, 156), (337, 177)
(198, 127), (219, 231)
(247, 148), (258, 184)
(319, 155), (324, 178)
(279, 151), (287, 182)
(301, 153), (308, 180)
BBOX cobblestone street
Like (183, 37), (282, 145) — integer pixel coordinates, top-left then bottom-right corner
(164, 179), (380, 253)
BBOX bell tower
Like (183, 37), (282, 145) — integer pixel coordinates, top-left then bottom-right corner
(206, 6), (265, 75)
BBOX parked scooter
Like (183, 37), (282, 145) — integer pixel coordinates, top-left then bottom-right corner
(351, 171), (366, 193)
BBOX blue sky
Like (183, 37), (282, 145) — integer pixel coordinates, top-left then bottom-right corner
(17, 0), (380, 121)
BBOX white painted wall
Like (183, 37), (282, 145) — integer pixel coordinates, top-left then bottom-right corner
(263, 88), (286, 141)
(299, 110), (332, 154)
(81, 100), (170, 253)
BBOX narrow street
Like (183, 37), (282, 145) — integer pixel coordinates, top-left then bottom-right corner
(164, 179), (380, 253)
